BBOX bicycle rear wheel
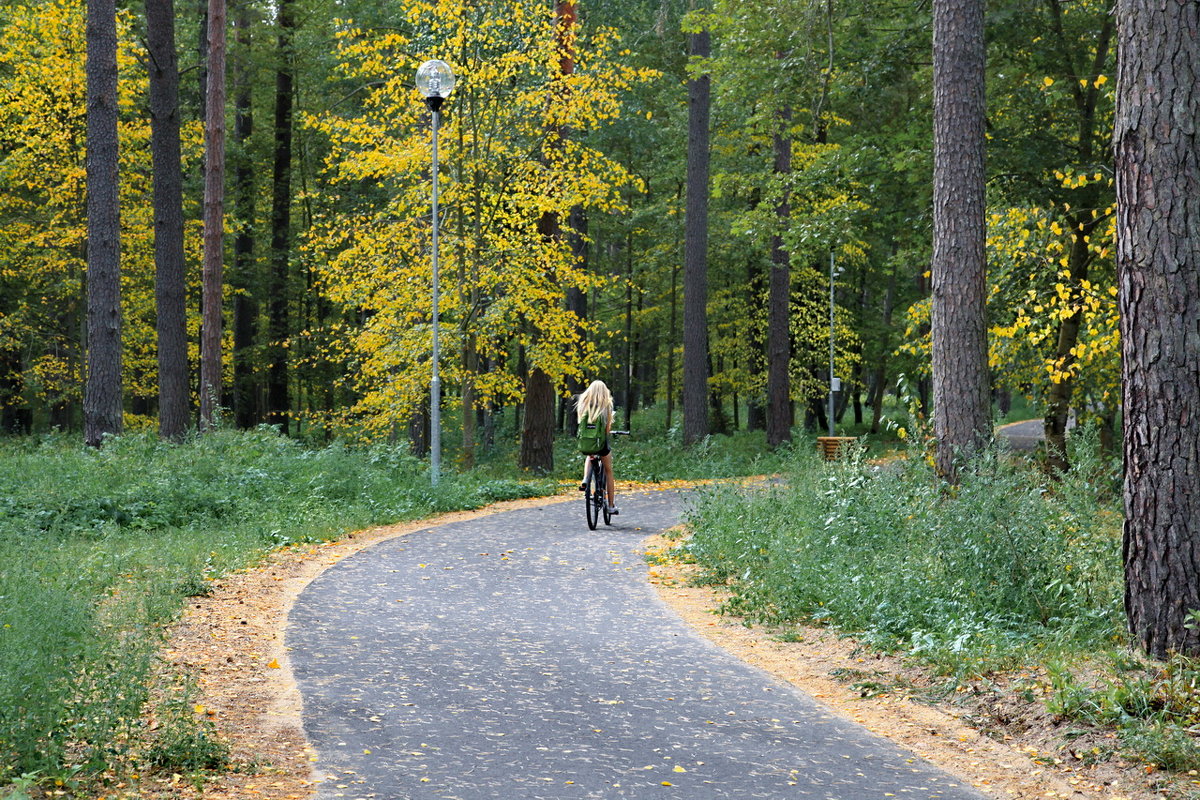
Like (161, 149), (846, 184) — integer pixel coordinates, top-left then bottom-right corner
(601, 470), (612, 526)
(585, 461), (601, 530)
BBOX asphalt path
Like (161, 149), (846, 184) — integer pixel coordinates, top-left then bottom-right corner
(289, 490), (989, 800)
(995, 419), (1044, 451)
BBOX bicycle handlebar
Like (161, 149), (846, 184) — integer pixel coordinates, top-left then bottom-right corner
(611, 430), (630, 436)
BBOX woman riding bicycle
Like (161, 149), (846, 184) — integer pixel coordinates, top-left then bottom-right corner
(576, 379), (618, 516)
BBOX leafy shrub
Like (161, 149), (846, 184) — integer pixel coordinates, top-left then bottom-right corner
(145, 679), (230, 772)
(684, 434), (1124, 673)
(1048, 655), (1200, 773)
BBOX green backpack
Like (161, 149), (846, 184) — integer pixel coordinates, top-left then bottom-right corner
(577, 412), (607, 455)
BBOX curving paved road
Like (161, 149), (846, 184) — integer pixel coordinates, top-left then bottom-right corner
(289, 491), (989, 800)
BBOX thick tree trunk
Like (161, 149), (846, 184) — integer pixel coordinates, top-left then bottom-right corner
(930, 0), (991, 478)
(1114, 0), (1200, 659)
(519, 208), (561, 473)
(146, 0), (189, 439)
(519, 367), (555, 473)
(266, 0), (294, 432)
(84, 0), (123, 447)
(766, 114), (792, 447)
(682, 27), (711, 446)
(198, 0), (226, 431)
(231, 1), (258, 429)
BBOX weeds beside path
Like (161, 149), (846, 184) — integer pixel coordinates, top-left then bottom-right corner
(0, 430), (554, 795)
(644, 531), (1160, 800)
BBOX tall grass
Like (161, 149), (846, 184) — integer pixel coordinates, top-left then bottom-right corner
(684, 432), (1125, 674)
(0, 428), (552, 783)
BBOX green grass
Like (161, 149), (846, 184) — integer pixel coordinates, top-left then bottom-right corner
(0, 427), (553, 786)
(0, 412), (793, 791)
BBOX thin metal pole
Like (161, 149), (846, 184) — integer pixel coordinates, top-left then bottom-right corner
(430, 109), (441, 485)
(828, 251), (835, 437)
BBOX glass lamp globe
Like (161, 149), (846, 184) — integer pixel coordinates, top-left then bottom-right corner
(416, 60), (455, 109)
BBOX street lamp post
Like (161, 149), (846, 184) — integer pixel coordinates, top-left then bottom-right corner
(828, 251), (841, 437)
(416, 60), (454, 486)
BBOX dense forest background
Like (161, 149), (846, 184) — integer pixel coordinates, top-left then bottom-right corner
(0, 0), (1118, 468)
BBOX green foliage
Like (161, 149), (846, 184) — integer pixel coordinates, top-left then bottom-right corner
(144, 678), (229, 773)
(1047, 656), (1200, 772)
(683, 432), (1124, 675)
(0, 428), (551, 783)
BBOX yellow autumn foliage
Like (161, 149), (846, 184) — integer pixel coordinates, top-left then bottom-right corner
(0, 0), (201, 416)
(305, 0), (657, 437)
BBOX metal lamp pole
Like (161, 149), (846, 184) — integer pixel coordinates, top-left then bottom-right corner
(417, 60), (455, 485)
(828, 251), (837, 437)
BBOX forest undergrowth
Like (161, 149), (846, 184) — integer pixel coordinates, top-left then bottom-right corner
(0, 416), (797, 796)
(0, 427), (552, 793)
(683, 430), (1200, 797)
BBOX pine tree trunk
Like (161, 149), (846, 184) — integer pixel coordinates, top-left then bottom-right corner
(231, 0), (258, 429)
(1115, 0), (1200, 659)
(682, 26), (711, 446)
(266, 0), (294, 432)
(766, 113), (792, 447)
(930, 0), (991, 479)
(198, 0), (226, 432)
(146, 0), (189, 439)
(84, 0), (123, 447)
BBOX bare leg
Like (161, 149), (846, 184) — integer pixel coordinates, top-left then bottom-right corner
(601, 453), (616, 506)
(581, 456), (591, 488)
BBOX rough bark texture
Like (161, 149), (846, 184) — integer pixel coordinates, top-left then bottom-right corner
(1114, 0), (1200, 660)
(682, 28), (711, 447)
(84, 0), (123, 447)
(930, 0), (991, 479)
(146, 0), (190, 440)
(766, 117), (792, 448)
(519, 367), (555, 473)
(231, 1), (258, 430)
(266, 0), (295, 432)
(199, 0), (226, 431)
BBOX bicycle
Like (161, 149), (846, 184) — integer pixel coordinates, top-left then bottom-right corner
(583, 430), (628, 530)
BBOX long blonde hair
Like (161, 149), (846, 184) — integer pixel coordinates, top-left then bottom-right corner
(576, 380), (613, 424)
